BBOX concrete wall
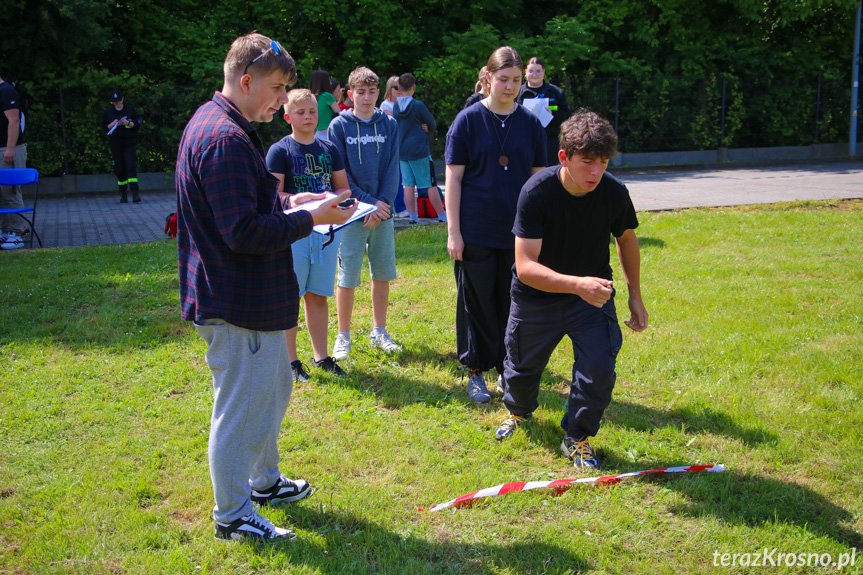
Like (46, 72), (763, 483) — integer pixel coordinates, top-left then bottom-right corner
(39, 172), (176, 196)
(39, 143), (862, 196)
(609, 143), (861, 169)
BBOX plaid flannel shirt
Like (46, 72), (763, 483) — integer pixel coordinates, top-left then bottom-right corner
(176, 92), (314, 331)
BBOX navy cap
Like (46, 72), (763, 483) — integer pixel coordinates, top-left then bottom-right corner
(110, 89), (124, 102)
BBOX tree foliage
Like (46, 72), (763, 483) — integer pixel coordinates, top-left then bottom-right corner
(0, 0), (858, 175)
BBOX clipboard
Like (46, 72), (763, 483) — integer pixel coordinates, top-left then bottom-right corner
(283, 192), (378, 235)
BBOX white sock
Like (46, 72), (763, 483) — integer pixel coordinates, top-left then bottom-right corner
(437, 212), (447, 222)
(409, 211), (419, 221)
(371, 326), (386, 337)
(338, 331), (351, 341)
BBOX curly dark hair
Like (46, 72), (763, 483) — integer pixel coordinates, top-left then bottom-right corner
(559, 108), (618, 159)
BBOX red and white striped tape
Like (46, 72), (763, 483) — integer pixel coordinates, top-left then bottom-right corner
(426, 464), (725, 512)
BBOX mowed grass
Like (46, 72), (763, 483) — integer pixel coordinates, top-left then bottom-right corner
(0, 200), (861, 574)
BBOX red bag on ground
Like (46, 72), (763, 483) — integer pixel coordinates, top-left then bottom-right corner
(165, 212), (177, 239)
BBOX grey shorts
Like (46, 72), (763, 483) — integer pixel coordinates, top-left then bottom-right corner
(337, 217), (397, 288)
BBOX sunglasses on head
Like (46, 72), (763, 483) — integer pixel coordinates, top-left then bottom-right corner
(243, 40), (286, 76)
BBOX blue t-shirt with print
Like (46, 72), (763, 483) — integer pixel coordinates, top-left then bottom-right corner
(266, 135), (345, 194)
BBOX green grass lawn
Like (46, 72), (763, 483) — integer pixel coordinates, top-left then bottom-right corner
(1, 200), (861, 574)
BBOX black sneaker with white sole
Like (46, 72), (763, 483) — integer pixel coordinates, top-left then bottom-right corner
(251, 474), (313, 506)
(214, 509), (296, 543)
(291, 360), (310, 383)
(313, 356), (347, 377)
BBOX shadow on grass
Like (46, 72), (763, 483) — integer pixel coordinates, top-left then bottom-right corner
(321, 343), (504, 410)
(508, 386), (776, 458)
(655, 469), (862, 549)
(604, 400), (778, 446)
(638, 236), (666, 248)
(606, 235), (665, 249)
(264, 505), (589, 574)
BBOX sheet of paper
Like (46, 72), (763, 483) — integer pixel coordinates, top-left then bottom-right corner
(284, 192), (378, 235)
(523, 98), (554, 128)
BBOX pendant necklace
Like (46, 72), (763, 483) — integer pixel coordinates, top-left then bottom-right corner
(489, 109), (511, 128)
(486, 103), (516, 170)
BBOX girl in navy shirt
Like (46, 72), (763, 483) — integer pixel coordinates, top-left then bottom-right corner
(444, 46), (547, 403)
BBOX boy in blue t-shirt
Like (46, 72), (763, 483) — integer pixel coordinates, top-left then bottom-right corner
(393, 73), (446, 224)
(266, 89), (350, 381)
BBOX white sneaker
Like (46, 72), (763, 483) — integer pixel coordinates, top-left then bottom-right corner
(370, 328), (401, 352)
(332, 333), (351, 360)
(395, 210), (410, 218)
(0, 232), (24, 250)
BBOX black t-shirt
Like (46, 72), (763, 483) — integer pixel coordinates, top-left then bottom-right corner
(511, 165), (638, 301)
(463, 92), (483, 110)
(0, 82), (24, 147)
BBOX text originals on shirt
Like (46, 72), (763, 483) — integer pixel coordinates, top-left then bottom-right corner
(345, 134), (388, 145)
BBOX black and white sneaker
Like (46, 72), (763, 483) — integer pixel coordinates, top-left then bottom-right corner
(214, 509), (296, 543)
(313, 356), (347, 377)
(291, 360), (310, 383)
(251, 474), (313, 506)
(0, 232), (24, 250)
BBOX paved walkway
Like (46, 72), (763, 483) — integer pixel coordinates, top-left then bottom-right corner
(27, 161), (863, 249)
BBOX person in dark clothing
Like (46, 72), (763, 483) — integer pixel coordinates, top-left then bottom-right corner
(495, 109), (648, 471)
(103, 89), (141, 203)
(445, 47), (546, 404)
(462, 66), (487, 110)
(517, 57), (571, 166)
(0, 76), (28, 249)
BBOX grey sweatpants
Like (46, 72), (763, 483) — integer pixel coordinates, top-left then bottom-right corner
(195, 319), (294, 523)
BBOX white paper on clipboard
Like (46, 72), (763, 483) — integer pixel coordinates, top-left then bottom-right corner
(523, 98), (553, 128)
(284, 192), (378, 235)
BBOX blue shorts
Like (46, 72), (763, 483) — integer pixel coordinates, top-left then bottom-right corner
(292, 232), (338, 297)
(399, 157), (435, 189)
(337, 217), (397, 288)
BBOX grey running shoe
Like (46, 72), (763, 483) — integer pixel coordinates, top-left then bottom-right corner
(467, 371), (491, 403)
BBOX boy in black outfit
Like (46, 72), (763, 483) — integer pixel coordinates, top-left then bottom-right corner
(495, 109), (649, 469)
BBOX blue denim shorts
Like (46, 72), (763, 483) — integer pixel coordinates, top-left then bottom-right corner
(292, 232), (338, 297)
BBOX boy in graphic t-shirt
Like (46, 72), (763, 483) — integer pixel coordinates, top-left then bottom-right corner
(266, 89), (350, 381)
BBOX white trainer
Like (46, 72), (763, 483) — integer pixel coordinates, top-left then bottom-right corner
(370, 328), (401, 352)
(0, 232), (24, 250)
(332, 333), (351, 360)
